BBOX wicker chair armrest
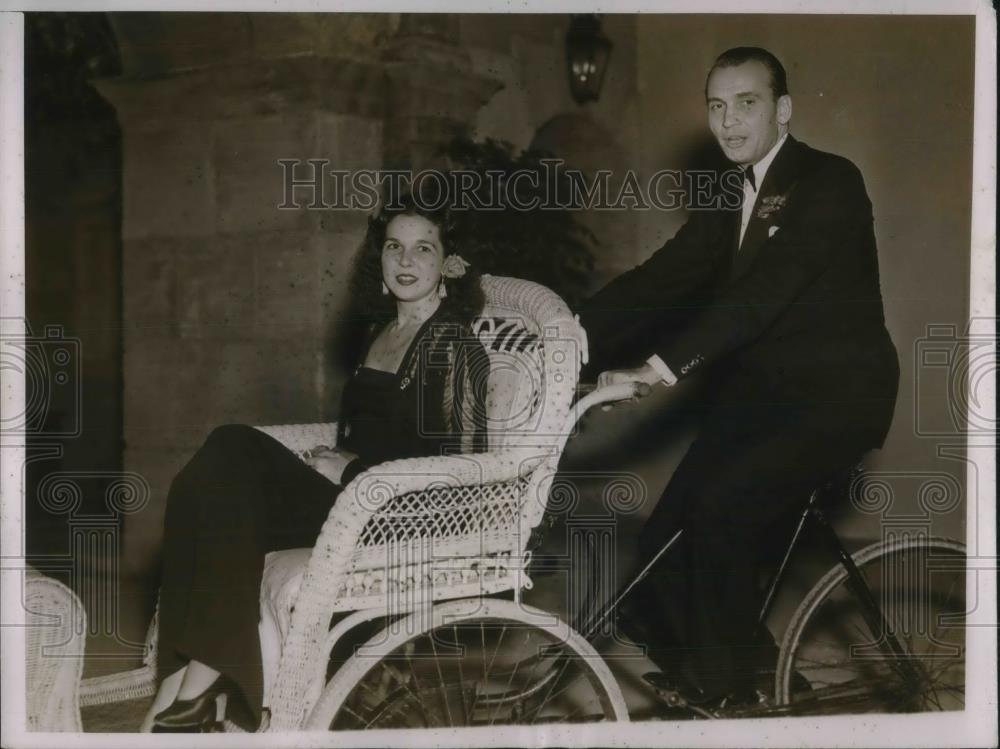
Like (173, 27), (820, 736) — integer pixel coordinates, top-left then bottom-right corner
(265, 449), (546, 729)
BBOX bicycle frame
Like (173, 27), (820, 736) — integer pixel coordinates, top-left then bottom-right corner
(518, 385), (932, 715)
(573, 406), (921, 700)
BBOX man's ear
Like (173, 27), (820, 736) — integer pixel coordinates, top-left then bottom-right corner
(777, 94), (792, 126)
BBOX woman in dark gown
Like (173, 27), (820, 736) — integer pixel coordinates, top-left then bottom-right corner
(146, 195), (489, 732)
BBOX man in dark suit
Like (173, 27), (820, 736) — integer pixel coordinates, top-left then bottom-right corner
(578, 47), (899, 705)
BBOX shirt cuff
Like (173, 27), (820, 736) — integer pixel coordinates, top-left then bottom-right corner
(646, 355), (679, 386)
(340, 458), (369, 487)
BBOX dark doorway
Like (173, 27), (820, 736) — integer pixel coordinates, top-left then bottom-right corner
(25, 12), (124, 570)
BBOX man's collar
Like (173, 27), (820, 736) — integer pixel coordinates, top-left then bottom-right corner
(748, 132), (789, 191)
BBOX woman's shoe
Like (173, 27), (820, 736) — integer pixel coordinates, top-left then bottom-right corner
(151, 676), (232, 733)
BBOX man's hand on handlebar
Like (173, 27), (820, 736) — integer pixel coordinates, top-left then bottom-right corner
(596, 363), (663, 391)
(592, 364), (663, 411)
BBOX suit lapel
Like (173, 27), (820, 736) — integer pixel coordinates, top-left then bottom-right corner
(731, 135), (804, 280)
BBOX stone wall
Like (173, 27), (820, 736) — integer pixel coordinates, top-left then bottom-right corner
(99, 13), (502, 574)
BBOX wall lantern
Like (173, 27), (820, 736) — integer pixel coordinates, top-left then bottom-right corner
(565, 14), (613, 105)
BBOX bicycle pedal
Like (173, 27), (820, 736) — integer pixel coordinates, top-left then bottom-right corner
(651, 686), (690, 708)
(708, 690), (772, 718)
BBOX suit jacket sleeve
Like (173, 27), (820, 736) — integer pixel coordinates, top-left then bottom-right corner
(577, 206), (726, 372)
(653, 157), (872, 379)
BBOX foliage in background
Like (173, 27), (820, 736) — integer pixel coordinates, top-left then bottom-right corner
(25, 13), (121, 129)
(440, 136), (597, 309)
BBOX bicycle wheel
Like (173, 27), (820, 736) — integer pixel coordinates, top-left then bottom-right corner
(776, 536), (965, 713)
(305, 597), (630, 728)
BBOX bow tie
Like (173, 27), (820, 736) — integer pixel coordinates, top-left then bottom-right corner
(742, 166), (757, 191)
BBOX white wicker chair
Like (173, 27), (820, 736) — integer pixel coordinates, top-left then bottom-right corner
(261, 274), (628, 730)
(24, 568), (86, 732)
(81, 275), (629, 730)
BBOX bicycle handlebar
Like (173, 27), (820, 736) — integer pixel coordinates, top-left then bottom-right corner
(552, 381), (654, 454)
(574, 381), (652, 415)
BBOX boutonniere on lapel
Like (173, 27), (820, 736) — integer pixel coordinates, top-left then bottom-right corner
(756, 194), (787, 220)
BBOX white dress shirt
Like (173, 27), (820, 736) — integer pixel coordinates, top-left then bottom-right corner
(646, 133), (790, 386)
(739, 132), (788, 247)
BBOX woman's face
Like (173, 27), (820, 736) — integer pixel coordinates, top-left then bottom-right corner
(380, 214), (445, 303)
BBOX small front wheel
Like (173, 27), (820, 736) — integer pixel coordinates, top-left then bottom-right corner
(776, 536), (966, 714)
(306, 597), (630, 729)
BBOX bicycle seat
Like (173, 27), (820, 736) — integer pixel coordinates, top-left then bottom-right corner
(807, 458), (867, 511)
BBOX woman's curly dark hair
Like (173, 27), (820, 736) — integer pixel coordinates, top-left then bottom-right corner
(347, 192), (485, 330)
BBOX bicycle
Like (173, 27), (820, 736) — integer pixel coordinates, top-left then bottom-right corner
(308, 382), (967, 727)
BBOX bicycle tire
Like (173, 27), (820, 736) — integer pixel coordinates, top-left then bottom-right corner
(775, 535), (966, 713)
(306, 597), (630, 729)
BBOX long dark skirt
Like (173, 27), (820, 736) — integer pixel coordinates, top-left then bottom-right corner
(156, 424), (341, 729)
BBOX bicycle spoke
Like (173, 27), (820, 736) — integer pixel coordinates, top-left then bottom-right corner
(524, 651), (575, 724)
(454, 624), (470, 724)
(481, 621), (488, 684)
(782, 542), (966, 716)
(529, 663), (591, 721)
(489, 633), (528, 725)
(429, 627), (454, 727)
(484, 621), (507, 683)
(339, 703), (366, 727)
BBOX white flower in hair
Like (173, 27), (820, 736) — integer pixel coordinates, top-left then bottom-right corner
(441, 254), (471, 279)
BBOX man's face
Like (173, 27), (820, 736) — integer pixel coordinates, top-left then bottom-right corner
(706, 60), (791, 166)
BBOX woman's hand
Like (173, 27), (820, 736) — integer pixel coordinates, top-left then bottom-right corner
(304, 447), (358, 486)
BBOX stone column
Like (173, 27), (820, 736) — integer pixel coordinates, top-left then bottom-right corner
(380, 14), (503, 170)
(96, 13), (502, 577)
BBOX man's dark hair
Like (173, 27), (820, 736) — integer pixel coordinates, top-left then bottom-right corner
(706, 46), (789, 100)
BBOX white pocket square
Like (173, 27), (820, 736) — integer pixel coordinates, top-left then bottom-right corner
(768, 225), (781, 238)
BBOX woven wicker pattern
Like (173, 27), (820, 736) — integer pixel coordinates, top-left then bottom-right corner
(24, 569), (86, 732)
(356, 478), (525, 548)
(79, 607), (158, 708)
(265, 275), (579, 730)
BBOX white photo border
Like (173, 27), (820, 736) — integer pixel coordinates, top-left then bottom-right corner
(1, 1), (995, 747)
